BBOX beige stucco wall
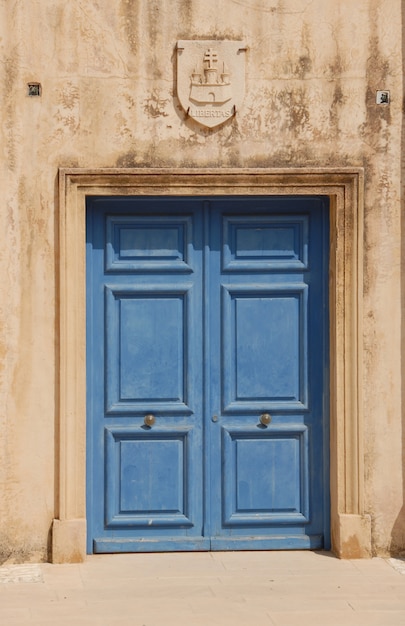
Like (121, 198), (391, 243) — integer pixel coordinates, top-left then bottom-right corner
(0, 0), (404, 562)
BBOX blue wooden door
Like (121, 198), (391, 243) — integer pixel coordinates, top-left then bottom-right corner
(86, 196), (329, 553)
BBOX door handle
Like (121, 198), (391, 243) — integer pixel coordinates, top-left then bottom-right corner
(144, 414), (156, 427)
(260, 413), (271, 426)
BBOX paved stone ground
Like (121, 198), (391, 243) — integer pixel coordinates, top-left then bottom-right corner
(1, 551), (405, 625)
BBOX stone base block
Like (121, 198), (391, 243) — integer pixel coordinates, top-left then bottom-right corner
(332, 513), (372, 558)
(51, 518), (87, 563)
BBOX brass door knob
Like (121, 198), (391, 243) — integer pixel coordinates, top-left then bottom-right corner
(144, 414), (156, 427)
(260, 413), (271, 426)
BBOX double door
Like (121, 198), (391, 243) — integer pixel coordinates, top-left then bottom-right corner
(86, 196), (329, 552)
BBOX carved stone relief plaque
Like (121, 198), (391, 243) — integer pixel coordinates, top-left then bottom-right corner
(176, 40), (246, 128)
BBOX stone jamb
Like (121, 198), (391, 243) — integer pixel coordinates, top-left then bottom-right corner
(53, 167), (371, 562)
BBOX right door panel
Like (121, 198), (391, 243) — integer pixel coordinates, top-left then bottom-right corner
(208, 197), (329, 550)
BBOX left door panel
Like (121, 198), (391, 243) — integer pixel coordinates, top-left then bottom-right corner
(86, 197), (208, 552)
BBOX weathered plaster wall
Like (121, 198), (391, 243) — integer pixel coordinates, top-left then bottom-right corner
(0, 0), (404, 561)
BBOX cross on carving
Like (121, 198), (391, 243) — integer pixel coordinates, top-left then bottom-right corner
(204, 48), (218, 69)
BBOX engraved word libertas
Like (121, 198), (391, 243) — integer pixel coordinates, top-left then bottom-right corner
(177, 40), (246, 129)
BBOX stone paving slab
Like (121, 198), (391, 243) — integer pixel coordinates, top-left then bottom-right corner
(389, 557), (405, 575)
(0, 552), (404, 626)
(0, 563), (43, 583)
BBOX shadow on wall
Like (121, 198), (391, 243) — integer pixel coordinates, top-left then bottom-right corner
(391, 3), (405, 557)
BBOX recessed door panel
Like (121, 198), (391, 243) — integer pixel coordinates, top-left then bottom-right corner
(222, 285), (308, 410)
(105, 427), (194, 528)
(86, 195), (329, 553)
(106, 286), (194, 413)
(106, 215), (193, 272)
(221, 425), (309, 526)
(222, 215), (308, 270)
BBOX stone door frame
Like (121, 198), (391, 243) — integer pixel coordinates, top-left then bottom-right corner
(53, 167), (371, 562)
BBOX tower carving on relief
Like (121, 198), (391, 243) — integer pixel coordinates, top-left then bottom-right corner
(189, 48), (232, 104)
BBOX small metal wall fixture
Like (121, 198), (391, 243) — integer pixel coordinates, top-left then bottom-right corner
(376, 90), (390, 104)
(27, 83), (41, 97)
